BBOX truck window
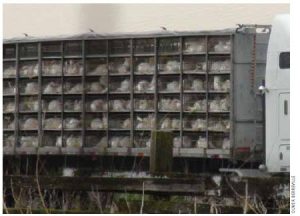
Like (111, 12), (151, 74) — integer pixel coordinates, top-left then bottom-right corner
(279, 52), (290, 69)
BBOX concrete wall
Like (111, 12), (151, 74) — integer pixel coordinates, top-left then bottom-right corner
(3, 4), (289, 38)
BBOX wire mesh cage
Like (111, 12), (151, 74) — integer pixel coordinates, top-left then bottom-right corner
(158, 113), (180, 130)
(20, 80), (39, 95)
(19, 43), (38, 58)
(64, 41), (82, 56)
(158, 75), (180, 93)
(64, 98), (82, 112)
(3, 80), (16, 96)
(208, 75), (230, 92)
(134, 132), (151, 148)
(183, 37), (206, 54)
(134, 95), (154, 111)
(208, 115), (230, 132)
(208, 134), (230, 150)
(134, 76), (155, 93)
(183, 75), (206, 92)
(19, 61), (39, 78)
(62, 132), (82, 148)
(18, 132), (39, 148)
(86, 97), (108, 112)
(4, 132), (15, 147)
(64, 78), (83, 94)
(208, 94), (230, 112)
(183, 114), (206, 131)
(3, 62), (16, 78)
(208, 36), (231, 53)
(85, 113), (108, 130)
(63, 59), (83, 76)
(109, 39), (130, 55)
(42, 132), (61, 147)
(134, 38), (155, 54)
(43, 115), (62, 130)
(109, 113), (131, 130)
(109, 131), (131, 148)
(3, 44), (16, 59)
(208, 56), (231, 73)
(159, 37), (180, 54)
(42, 97), (62, 112)
(158, 56), (180, 74)
(19, 96), (39, 112)
(42, 60), (62, 76)
(158, 95), (181, 112)
(180, 132), (207, 148)
(85, 132), (108, 148)
(109, 77), (131, 93)
(183, 56), (206, 73)
(19, 114), (39, 130)
(108, 57), (131, 75)
(86, 40), (107, 56)
(63, 114), (82, 130)
(3, 114), (15, 130)
(42, 42), (62, 57)
(4, 98), (15, 113)
(42, 78), (62, 95)
(134, 113), (155, 130)
(109, 95), (131, 112)
(86, 58), (107, 76)
(134, 57), (155, 74)
(183, 94), (206, 112)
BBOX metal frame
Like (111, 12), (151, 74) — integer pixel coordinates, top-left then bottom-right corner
(3, 32), (235, 158)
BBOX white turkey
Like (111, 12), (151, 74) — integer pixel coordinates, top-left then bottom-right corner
(64, 60), (83, 75)
(116, 79), (130, 92)
(213, 40), (231, 52)
(43, 82), (62, 94)
(119, 136), (130, 147)
(90, 118), (106, 129)
(4, 65), (16, 77)
(64, 118), (81, 129)
(25, 82), (39, 94)
(64, 100), (82, 112)
(184, 40), (205, 53)
(110, 136), (120, 148)
(4, 135), (15, 147)
(166, 80), (180, 92)
(117, 58), (130, 74)
(21, 118), (38, 130)
(55, 136), (63, 147)
(213, 76), (223, 91)
(186, 99), (206, 112)
(135, 99), (153, 111)
(64, 82), (82, 94)
(4, 82), (16, 95)
(191, 119), (206, 130)
(87, 81), (106, 93)
(195, 62), (207, 72)
(90, 99), (107, 112)
(66, 136), (82, 147)
(47, 100), (62, 112)
(110, 99), (129, 111)
(4, 102), (15, 113)
(219, 96), (230, 111)
(43, 61), (61, 76)
(196, 136), (207, 148)
(121, 118), (131, 129)
(44, 118), (62, 129)
(222, 79), (230, 91)
(209, 98), (221, 112)
(20, 63), (38, 77)
(171, 119), (180, 129)
(191, 79), (204, 91)
(222, 138), (230, 150)
(165, 60), (180, 73)
(135, 80), (150, 92)
(20, 136), (38, 147)
(88, 64), (108, 75)
(161, 118), (172, 129)
(173, 137), (181, 148)
(136, 115), (155, 129)
(20, 98), (39, 112)
(137, 62), (155, 74)
(182, 136), (192, 148)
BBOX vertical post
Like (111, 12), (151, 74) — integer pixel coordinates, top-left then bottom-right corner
(130, 39), (134, 148)
(81, 40), (86, 151)
(38, 42), (42, 149)
(14, 43), (20, 151)
(179, 37), (183, 148)
(61, 41), (64, 150)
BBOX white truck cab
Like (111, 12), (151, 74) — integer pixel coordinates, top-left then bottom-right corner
(265, 14), (290, 173)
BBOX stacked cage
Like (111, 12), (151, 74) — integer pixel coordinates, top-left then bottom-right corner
(3, 33), (232, 157)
